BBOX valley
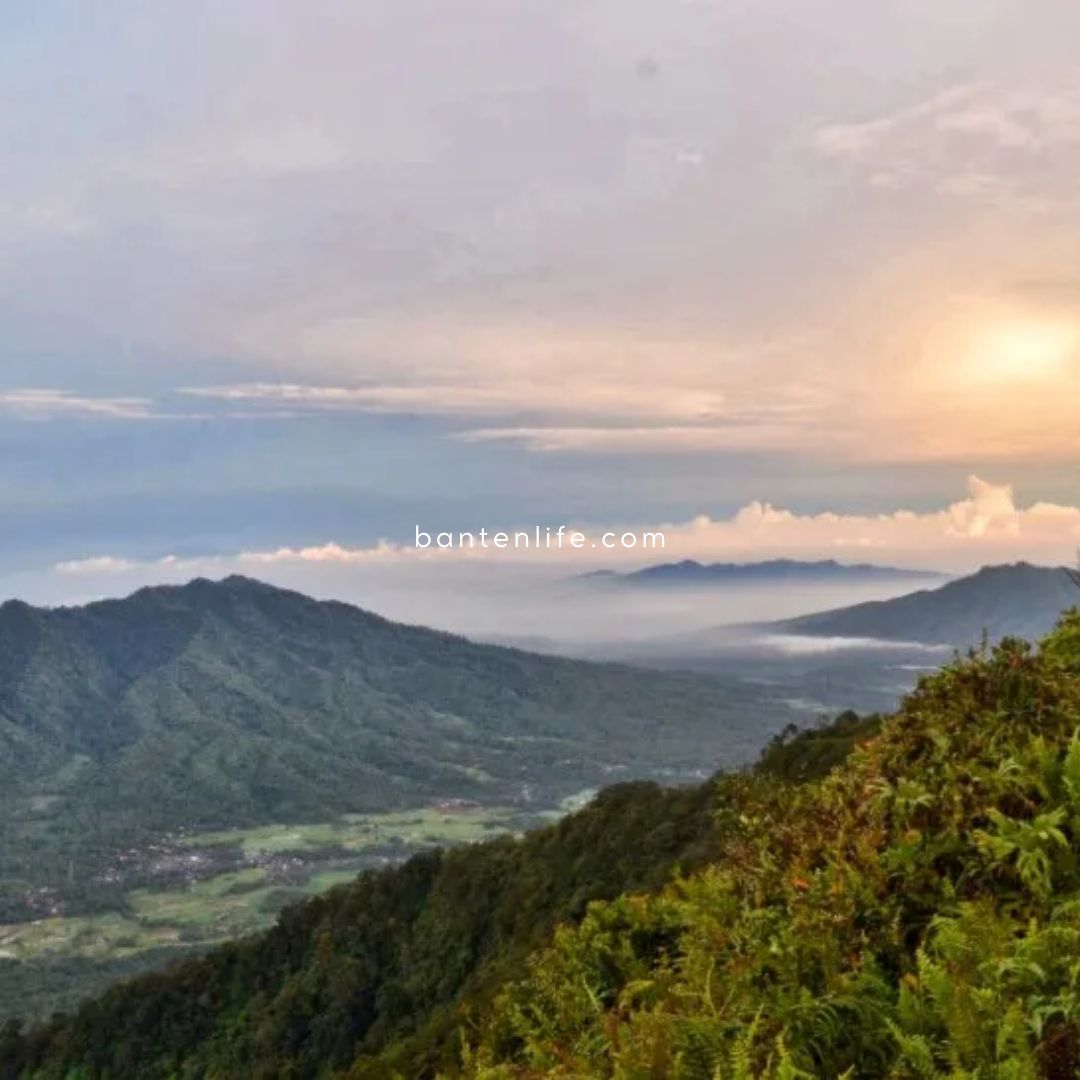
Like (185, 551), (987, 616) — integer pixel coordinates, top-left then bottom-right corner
(0, 574), (790, 916)
(0, 801), (550, 1022)
(2, 562), (1077, 1047)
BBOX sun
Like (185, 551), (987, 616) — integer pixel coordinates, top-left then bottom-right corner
(969, 320), (1079, 383)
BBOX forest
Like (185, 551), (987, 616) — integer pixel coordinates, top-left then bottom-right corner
(6, 617), (1080, 1071)
(9, 613), (1080, 1075)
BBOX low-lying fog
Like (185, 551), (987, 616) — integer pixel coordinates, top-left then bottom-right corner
(6, 557), (950, 661)
(190, 563), (947, 654)
(6, 558), (954, 716)
(324, 567), (944, 655)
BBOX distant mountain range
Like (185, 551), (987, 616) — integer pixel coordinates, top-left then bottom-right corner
(581, 562), (1080, 717)
(773, 562), (1079, 646)
(584, 558), (946, 587)
(0, 575), (787, 917)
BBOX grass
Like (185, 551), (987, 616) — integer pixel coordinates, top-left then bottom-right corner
(0, 912), (179, 962)
(130, 868), (272, 930)
(303, 869), (362, 893)
(5, 805), (531, 969)
(180, 805), (522, 857)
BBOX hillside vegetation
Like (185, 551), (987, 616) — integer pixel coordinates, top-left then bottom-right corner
(6, 612), (1080, 1077)
(0, 575), (782, 921)
(778, 562), (1077, 647)
(0, 711), (872, 1079)
(464, 610), (1080, 1078)
(0, 778), (732, 1078)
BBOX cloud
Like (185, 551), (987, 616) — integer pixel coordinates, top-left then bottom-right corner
(811, 80), (1080, 209)
(238, 541), (400, 565)
(29, 474), (1080, 645)
(756, 634), (950, 657)
(55, 542), (404, 578)
(180, 380), (728, 422)
(947, 476), (1022, 538)
(0, 390), (156, 420)
(710, 475), (1080, 558)
(0, 388), (320, 424)
(121, 124), (351, 188)
(188, 276), (1080, 462)
(54, 555), (139, 575)
(457, 423), (823, 454)
(3, 0), (1080, 517)
(48, 476), (1080, 582)
(181, 333), (850, 453)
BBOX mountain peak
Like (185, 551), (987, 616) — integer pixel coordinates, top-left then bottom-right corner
(219, 573), (275, 589)
(777, 561), (1078, 646)
(588, 558), (945, 587)
(0, 571), (772, 923)
(82, 573), (310, 613)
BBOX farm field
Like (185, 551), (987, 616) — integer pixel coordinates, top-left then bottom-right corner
(0, 802), (537, 1021)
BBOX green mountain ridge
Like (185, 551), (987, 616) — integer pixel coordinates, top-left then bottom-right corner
(0, 697), (873, 1080)
(8, 610), (1080, 1077)
(0, 575), (782, 919)
(774, 561), (1078, 646)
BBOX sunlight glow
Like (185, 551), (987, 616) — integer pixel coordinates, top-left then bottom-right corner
(969, 320), (1079, 382)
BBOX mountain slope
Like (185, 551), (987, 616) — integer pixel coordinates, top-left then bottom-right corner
(0, 576), (783, 915)
(0, 709), (872, 1080)
(10, 615), (1080, 1078)
(461, 611), (1080, 1078)
(584, 558), (944, 587)
(773, 561), (1078, 646)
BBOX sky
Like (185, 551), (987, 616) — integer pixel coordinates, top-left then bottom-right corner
(2, 0), (1080, 614)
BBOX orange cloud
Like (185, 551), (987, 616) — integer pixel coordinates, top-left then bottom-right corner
(52, 476), (1080, 579)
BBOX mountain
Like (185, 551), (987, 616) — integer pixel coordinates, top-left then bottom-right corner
(0, 575), (785, 919)
(583, 557), (946, 587)
(8, 614), (1080, 1078)
(0, 705), (873, 1078)
(773, 561), (1079, 646)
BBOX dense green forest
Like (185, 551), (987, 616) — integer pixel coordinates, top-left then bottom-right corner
(0, 574), (786, 922)
(6, 612), (1080, 1077)
(0, 704), (870, 1079)
(464, 613), (1080, 1078)
(0, 778), (727, 1078)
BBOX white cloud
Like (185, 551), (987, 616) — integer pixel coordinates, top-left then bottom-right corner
(188, 276), (1080, 462)
(756, 634), (950, 657)
(238, 541), (400, 565)
(54, 542), (404, 578)
(180, 333), (848, 454)
(707, 475), (1080, 557)
(36, 476), (1080, 641)
(0, 390), (155, 420)
(946, 476), (1021, 538)
(54, 555), (139, 575)
(812, 80), (1080, 208)
(5, 6), (1080, 475)
(0, 388), (316, 424)
(49, 475), (1080, 581)
(458, 421), (838, 454)
(181, 380), (728, 423)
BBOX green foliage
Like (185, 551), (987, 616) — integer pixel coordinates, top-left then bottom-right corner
(757, 710), (881, 783)
(11, 610), (1080, 1079)
(460, 615), (1080, 1079)
(1, 778), (731, 1078)
(0, 574), (784, 925)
